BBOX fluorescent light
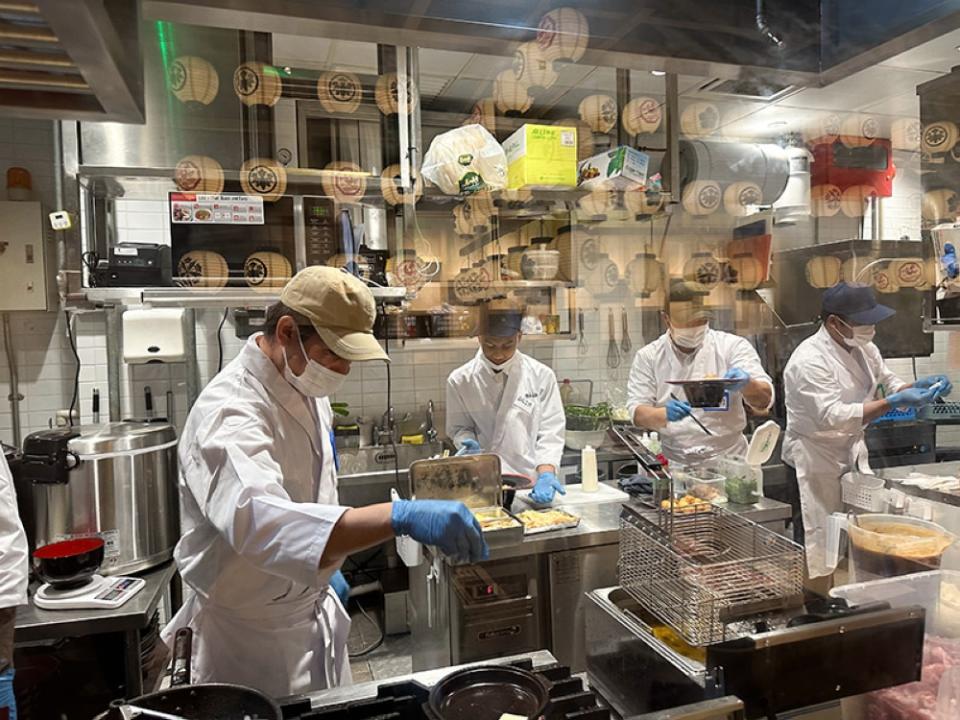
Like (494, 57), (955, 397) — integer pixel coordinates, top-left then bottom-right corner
(650, 70), (666, 77)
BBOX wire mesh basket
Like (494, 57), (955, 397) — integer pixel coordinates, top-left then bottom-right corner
(619, 503), (805, 646)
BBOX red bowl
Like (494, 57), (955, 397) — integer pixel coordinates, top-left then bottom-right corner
(34, 538), (105, 589)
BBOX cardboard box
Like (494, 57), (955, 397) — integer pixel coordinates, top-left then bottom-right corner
(577, 146), (649, 190)
(504, 124), (578, 190)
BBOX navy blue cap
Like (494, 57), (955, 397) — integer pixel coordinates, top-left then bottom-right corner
(479, 309), (523, 337)
(822, 282), (895, 325)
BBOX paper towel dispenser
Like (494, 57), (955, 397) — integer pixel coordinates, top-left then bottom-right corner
(122, 308), (187, 363)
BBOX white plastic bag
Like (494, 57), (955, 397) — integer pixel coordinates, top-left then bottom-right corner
(421, 124), (507, 195)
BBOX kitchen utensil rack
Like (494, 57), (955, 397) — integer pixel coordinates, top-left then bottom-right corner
(618, 502), (804, 646)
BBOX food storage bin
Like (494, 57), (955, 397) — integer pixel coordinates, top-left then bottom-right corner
(676, 466), (727, 504)
(832, 571), (960, 720)
(846, 514), (956, 582)
(713, 456), (762, 505)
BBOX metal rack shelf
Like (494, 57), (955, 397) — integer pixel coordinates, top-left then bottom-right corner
(77, 285), (406, 308)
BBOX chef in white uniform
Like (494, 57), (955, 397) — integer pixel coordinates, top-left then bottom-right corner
(783, 282), (949, 581)
(627, 294), (774, 466)
(163, 267), (487, 698)
(0, 450), (28, 720)
(446, 303), (566, 504)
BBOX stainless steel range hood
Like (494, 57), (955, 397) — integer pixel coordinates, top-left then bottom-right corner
(0, 0), (143, 122)
(142, 0), (960, 89)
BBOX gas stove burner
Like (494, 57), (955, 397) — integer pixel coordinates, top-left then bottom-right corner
(281, 661), (611, 720)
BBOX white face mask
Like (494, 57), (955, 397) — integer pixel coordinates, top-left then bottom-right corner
(837, 318), (876, 348)
(283, 332), (348, 398)
(480, 351), (517, 374)
(670, 322), (709, 350)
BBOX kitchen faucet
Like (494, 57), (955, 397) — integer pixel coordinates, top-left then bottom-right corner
(376, 406), (396, 446)
(424, 399), (437, 442)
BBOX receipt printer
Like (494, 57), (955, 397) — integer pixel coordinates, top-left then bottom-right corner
(93, 243), (172, 287)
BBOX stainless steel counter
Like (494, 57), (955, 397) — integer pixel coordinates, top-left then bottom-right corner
(15, 562), (177, 697)
(15, 561), (176, 641)
(288, 649), (560, 709)
(489, 494), (792, 561)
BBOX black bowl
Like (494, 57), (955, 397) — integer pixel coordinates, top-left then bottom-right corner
(666, 379), (739, 408)
(501, 474), (534, 510)
(34, 537), (105, 589)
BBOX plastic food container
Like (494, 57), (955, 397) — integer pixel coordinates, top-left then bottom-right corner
(676, 467), (727, 504)
(832, 571), (960, 720)
(521, 249), (560, 280)
(714, 456), (762, 505)
(847, 514), (956, 581)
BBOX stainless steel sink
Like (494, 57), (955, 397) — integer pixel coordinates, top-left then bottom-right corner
(336, 441), (445, 507)
(338, 441), (445, 476)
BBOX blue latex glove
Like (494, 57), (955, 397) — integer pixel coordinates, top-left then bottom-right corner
(530, 471), (566, 504)
(944, 243), (959, 280)
(723, 367), (750, 392)
(392, 499), (489, 563)
(887, 386), (940, 409)
(455, 438), (481, 456)
(915, 374), (953, 397)
(330, 570), (350, 606)
(665, 398), (693, 422)
(0, 667), (15, 720)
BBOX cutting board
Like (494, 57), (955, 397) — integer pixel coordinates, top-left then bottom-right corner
(516, 482), (629, 508)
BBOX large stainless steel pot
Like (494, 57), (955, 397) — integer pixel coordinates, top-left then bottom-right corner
(20, 422), (179, 575)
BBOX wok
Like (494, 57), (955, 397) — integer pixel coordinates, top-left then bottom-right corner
(97, 627), (282, 720)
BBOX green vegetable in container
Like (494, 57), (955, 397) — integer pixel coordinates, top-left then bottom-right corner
(726, 474), (759, 505)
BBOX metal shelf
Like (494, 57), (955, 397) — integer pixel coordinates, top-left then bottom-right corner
(78, 285), (406, 308)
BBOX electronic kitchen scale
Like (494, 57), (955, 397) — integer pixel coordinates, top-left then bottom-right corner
(34, 574), (145, 610)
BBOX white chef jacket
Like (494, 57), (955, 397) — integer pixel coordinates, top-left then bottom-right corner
(446, 350), (565, 478)
(161, 334), (351, 698)
(0, 451), (28, 673)
(626, 329), (774, 465)
(0, 453), (27, 610)
(782, 325), (906, 577)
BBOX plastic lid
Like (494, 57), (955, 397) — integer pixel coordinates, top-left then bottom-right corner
(745, 420), (780, 466)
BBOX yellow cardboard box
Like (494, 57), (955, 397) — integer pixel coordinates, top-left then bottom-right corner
(503, 124), (578, 190)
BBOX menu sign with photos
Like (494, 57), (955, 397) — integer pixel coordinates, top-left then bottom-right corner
(170, 192), (265, 225)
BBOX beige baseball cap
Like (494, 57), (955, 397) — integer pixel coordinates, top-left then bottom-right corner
(280, 267), (389, 362)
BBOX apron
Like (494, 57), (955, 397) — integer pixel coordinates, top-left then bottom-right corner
(788, 343), (877, 578)
(165, 586), (351, 698)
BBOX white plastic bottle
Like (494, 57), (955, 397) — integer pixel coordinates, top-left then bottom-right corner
(581, 445), (599, 492)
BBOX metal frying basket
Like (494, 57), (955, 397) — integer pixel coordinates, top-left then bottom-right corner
(618, 503), (805, 646)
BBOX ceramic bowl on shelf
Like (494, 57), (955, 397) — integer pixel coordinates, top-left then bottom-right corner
(521, 249), (560, 281)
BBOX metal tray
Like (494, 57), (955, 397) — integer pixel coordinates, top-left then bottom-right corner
(409, 454), (503, 508)
(514, 507), (581, 535)
(472, 506), (524, 547)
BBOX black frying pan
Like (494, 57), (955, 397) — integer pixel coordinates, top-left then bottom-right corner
(98, 628), (282, 720)
(425, 665), (551, 720)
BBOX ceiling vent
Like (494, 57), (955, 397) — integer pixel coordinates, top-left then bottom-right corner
(697, 76), (800, 103)
(0, 0), (143, 122)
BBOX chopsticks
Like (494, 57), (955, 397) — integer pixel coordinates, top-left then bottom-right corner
(670, 393), (713, 436)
